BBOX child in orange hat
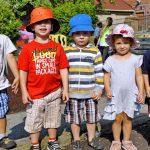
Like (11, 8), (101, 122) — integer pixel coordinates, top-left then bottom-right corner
(18, 7), (69, 150)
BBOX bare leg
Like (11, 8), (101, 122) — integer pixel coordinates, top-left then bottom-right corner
(86, 123), (96, 142)
(71, 124), (80, 141)
(48, 128), (57, 139)
(112, 113), (123, 141)
(0, 118), (6, 134)
(122, 113), (132, 141)
(30, 132), (40, 144)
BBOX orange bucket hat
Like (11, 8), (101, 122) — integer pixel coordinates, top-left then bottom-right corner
(26, 7), (60, 33)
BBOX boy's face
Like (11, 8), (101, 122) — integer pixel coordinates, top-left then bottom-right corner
(72, 31), (91, 48)
(32, 19), (52, 38)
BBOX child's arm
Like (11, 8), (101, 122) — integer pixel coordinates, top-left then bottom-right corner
(60, 68), (69, 102)
(6, 53), (19, 94)
(136, 67), (144, 104)
(93, 51), (104, 100)
(143, 74), (150, 97)
(104, 71), (113, 99)
(20, 70), (31, 104)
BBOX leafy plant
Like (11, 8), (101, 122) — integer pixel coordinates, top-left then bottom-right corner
(0, 0), (111, 41)
(53, 1), (97, 36)
(0, 0), (21, 40)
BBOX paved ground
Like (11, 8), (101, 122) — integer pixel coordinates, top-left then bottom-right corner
(5, 99), (150, 150)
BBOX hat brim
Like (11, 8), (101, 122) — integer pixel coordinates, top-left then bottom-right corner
(26, 18), (60, 34)
(69, 25), (94, 36)
(106, 34), (140, 50)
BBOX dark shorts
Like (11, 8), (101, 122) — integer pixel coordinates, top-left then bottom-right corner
(0, 89), (9, 118)
(65, 98), (100, 124)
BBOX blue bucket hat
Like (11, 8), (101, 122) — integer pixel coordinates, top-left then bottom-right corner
(69, 14), (94, 36)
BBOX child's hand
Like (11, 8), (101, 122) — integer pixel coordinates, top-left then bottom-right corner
(22, 91), (32, 105)
(11, 77), (19, 94)
(62, 90), (69, 103)
(92, 90), (102, 100)
(137, 92), (144, 104)
(106, 90), (113, 99)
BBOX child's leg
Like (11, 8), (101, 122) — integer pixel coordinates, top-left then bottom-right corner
(24, 99), (45, 149)
(109, 113), (123, 150)
(85, 98), (99, 142)
(112, 112), (123, 141)
(65, 98), (82, 141)
(0, 118), (6, 135)
(122, 113), (132, 141)
(86, 123), (95, 142)
(0, 117), (17, 149)
(30, 132), (40, 144)
(44, 89), (62, 150)
(71, 124), (80, 141)
(122, 113), (137, 150)
(0, 90), (8, 137)
(48, 129), (57, 139)
(85, 99), (104, 149)
(0, 90), (16, 149)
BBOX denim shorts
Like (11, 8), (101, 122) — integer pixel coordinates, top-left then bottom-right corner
(0, 89), (9, 118)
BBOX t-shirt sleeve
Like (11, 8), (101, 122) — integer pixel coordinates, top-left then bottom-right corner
(18, 46), (29, 71)
(135, 55), (143, 68)
(103, 57), (112, 72)
(58, 44), (69, 69)
(4, 35), (16, 54)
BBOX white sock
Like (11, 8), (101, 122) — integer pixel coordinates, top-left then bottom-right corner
(32, 143), (39, 148)
(0, 133), (5, 140)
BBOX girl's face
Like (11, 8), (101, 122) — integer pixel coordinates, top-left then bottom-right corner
(32, 19), (52, 39)
(114, 37), (132, 55)
(72, 31), (91, 48)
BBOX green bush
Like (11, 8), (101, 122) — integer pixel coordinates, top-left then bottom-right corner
(0, 0), (21, 40)
(53, 1), (97, 36)
(0, 0), (97, 41)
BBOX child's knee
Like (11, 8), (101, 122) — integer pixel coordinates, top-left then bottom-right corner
(115, 113), (124, 124)
(123, 113), (132, 124)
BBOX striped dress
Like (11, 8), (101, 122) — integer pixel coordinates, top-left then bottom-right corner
(65, 43), (104, 99)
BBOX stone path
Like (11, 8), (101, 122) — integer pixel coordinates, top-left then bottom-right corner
(5, 101), (149, 150)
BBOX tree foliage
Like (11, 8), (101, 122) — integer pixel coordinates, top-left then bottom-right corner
(0, 0), (113, 40)
(0, 0), (21, 40)
(53, 1), (97, 35)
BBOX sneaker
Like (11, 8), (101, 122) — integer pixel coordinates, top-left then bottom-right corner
(30, 145), (41, 150)
(47, 141), (61, 150)
(72, 140), (82, 150)
(88, 137), (104, 150)
(0, 137), (16, 149)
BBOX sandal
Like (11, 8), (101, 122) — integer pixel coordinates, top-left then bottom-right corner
(122, 141), (137, 150)
(110, 141), (121, 150)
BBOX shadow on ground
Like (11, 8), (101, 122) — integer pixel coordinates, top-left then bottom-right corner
(8, 113), (149, 150)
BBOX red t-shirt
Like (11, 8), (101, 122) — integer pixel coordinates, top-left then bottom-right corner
(18, 40), (69, 99)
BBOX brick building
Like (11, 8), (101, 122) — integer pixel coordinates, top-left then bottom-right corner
(96, 0), (150, 33)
